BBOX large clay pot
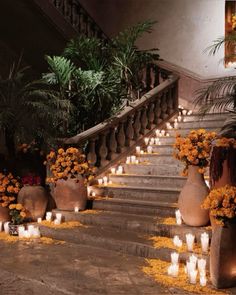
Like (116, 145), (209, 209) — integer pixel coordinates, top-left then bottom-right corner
(18, 185), (48, 221)
(0, 206), (10, 222)
(210, 222), (236, 288)
(178, 165), (209, 226)
(53, 178), (87, 210)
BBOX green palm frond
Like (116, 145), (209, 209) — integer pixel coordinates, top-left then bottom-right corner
(204, 33), (236, 55)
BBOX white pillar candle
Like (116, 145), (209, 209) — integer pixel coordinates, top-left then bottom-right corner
(37, 217), (42, 223)
(92, 192), (96, 197)
(126, 157), (131, 164)
(161, 130), (165, 136)
(56, 213), (62, 223)
(175, 210), (182, 225)
(200, 275), (207, 287)
(54, 219), (60, 225)
(173, 235), (183, 248)
(189, 254), (198, 268)
(147, 146), (153, 153)
(140, 150), (144, 154)
(197, 258), (206, 273)
(186, 261), (196, 277)
(177, 116), (182, 122)
(111, 167), (116, 174)
(97, 178), (103, 185)
(170, 264), (179, 277)
(131, 155), (136, 163)
(171, 252), (179, 264)
(144, 138), (149, 145)
(28, 225), (35, 237)
(188, 110), (193, 115)
(136, 146), (141, 154)
(46, 212), (52, 221)
(174, 122), (178, 129)
(186, 233), (195, 251)
(33, 227), (41, 238)
(23, 230), (30, 238)
(155, 138), (159, 145)
(117, 166), (123, 174)
(155, 130), (160, 136)
(135, 159), (139, 164)
(182, 110), (187, 115)
(189, 270), (198, 284)
(201, 232), (209, 253)
(74, 206), (79, 213)
(18, 226), (25, 238)
(103, 176), (108, 185)
(4, 222), (9, 234)
(166, 133), (170, 137)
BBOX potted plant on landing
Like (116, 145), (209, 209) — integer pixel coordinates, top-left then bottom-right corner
(0, 172), (22, 221)
(202, 185), (236, 288)
(173, 129), (216, 226)
(46, 147), (95, 210)
(8, 203), (26, 236)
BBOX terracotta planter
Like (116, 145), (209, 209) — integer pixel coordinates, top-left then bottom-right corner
(18, 185), (48, 221)
(53, 178), (87, 210)
(0, 206), (10, 222)
(210, 222), (236, 288)
(178, 165), (209, 226)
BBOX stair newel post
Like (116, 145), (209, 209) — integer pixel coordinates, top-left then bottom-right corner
(133, 110), (141, 140)
(160, 92), (168, 120)
(87, 139), (97, 166)
(98, 133), (109, 167)
(153, 97), (161, 125)
(125, 115), (134, 147)
(108, 127), (118, 160)
(140, 106), (148, 135)
(117, 122), (126, 153)
(147, 102), (155, 129)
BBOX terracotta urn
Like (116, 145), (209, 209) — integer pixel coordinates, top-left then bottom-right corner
(210, 222), (236, 288)
(178, 165), (209, 226)
(53, 177), (88, 210)
(0, 206), (10, 222)
(18, 185), (48, 221)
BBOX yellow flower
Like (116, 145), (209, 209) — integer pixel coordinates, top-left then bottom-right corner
(9, 204), (16, 210)
(20, 212), (26, 218)
(16, 204), (23, 210)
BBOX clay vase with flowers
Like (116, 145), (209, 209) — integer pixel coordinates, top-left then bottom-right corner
(46, 147), (95, 211)
(202, 185), (236, 288)
(8, 203), (26, 236)
(0, 172), (21, 221)
(173, 129), (216, 226)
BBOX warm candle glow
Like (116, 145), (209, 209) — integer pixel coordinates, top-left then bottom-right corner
(186, 233), (195, 251)
(201, 232), (209, 253)
(171, 252), (179, 264)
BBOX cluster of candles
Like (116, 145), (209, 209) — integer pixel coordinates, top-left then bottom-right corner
(155, 129), (170, 137)
(0, 222), (41, 238)
(110, 166), (123, 175)
(97, 176), (112, 185)
(44, 212), (62, 225)
(144, 137), (162, 146)
(126, 155), (139, 164)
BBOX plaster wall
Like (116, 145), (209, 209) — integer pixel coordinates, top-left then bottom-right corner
(79, 0), (234, 79)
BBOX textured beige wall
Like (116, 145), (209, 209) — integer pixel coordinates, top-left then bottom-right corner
(79, 0), (235, 78)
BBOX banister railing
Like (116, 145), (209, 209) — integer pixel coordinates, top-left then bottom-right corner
(50, 0), (109, 41)
(64, 67), (179, 174)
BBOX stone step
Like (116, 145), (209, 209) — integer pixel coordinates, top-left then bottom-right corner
(91, 198), (177, 217)
(168, 127), (219, 137)
(147, 144), (173, 154)
(121, 163), (183, 176)
(108, 174), (186, 189)
(183, 112), (227, 122)
(39, 224), (209, 263)
(137, 154), (178, 165)
(93, 185), (180, 203)
(53, 209), (212, 240)
(178, 119), (225, 129)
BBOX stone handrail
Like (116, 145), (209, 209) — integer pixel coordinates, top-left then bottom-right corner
(50, 0), (109, 41)
(65, 69), (179, 173)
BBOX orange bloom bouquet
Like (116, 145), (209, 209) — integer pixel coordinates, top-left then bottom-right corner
(0, 173), (22, 208)
(46, 147), (95, 184)
(202, 185), (236, 225)
(173, 129), (217, 175)
(9, 203), (26, 225)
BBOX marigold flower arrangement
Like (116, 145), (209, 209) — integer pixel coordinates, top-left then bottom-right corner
(202, 185), (236, 225)
(46, 147), (95, 183)
(0, 173), (22, 208)
(9, 203), (26, 225)
(173, 129), (216, 175)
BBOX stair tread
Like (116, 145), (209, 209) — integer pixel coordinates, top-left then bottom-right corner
(97, 184), (181, 192)
(109, 174), (186, 180)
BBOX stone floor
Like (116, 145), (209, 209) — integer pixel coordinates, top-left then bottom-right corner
(0, 239), (234, 295)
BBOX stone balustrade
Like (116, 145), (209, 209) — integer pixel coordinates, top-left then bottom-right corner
(64, 70), (179, 173)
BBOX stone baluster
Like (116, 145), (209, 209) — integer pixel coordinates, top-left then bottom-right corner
(98, 133), (109, 167)
(153, 65), (160, 87)
(117, 122), (126, 153)
(140, 106), (148, 134)
(147, 102), (155, 129)
(133, 110), (141, 140)
(108, 127), (117, 160)
(167, 87), (174, 115)
(145, 64), (151, 91)
(87, 139), (97, 166)
(160, 92), (168, 119)
(125, 115), (134, 147)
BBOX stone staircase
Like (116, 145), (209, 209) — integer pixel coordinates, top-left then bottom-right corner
(41, 112), (227, 266)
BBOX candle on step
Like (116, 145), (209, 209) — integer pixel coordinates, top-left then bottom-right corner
(200, 275), (207, 287)
(23, 230), (30, 238)
(174, 122), (178, 129)
(171, 252), (179, 264)
(144, 138), (149, 145)
(126, 156), (131, 164)
(173, 235), (182, 248)
(177, 115), (182, 122)
(37, 217), (42, 223)
(54, 219), (60, 225)
(56, 213), (62, 223)
(103, 176), (108, 185)
(135, 159), (139, 164)
(155, 129), (160, 136)
(97, 178), (103, 185)
(201, 232), (209, 253)
(186, 233), (195, 251)
(18, 225), (25, 238)
(136, 146), (141, 154)
(131, 155), (136, 163)
(182, 110), (187, 115)
(33, 227), (41, 238)
(155, 138), (159, 145)
(197, 258), (206, 273)
(167, 264), (179, 277)
(188, 110), (193, 115)
(186, 261), (196, 277)
(117, 165), (123, 174)
(147, 146), (153, 154)
(140, 150), (144, 154)
(150, 138), (154, 145)
(46, 212), (52, 221)
(189, 269), (198, 284)
(74, 206), (79, 213)
(161, 130), (165, 136)
(189, 254), (198, 269)
(28, 225), (35, 237)
(92, 192), (96, 197)
(111, 167), (116, 174)
(175, 210), (182, 225)
(166, 133), (170, 137)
